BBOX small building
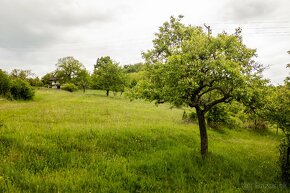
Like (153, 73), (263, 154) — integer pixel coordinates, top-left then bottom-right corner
(49, 77), (60, 89)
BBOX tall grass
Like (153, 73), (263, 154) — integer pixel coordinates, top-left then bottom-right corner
(0, 88), (286, 192)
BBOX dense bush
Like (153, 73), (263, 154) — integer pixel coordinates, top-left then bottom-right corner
(0, 70), (11, 97)
(61, 83), (78, 92)
(207, 104), (230, 129)
(225, 116), (244, 129)
(182, 111), (197, 123)
(129, 79), (138, 88)
(28, 77), (44, 87)
(0, 70), (34, 100)
(10, 79), (35, 100)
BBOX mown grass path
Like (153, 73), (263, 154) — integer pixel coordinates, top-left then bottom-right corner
(0, 89), (286, 192)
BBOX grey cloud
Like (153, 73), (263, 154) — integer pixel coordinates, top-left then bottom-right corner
(223, 0), (277, 21)
(0, 0), (116, 49)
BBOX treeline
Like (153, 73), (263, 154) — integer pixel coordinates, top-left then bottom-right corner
(40, 56), (145, 95)
(0, 69), (35, 100)
(0, 56), (145, 100)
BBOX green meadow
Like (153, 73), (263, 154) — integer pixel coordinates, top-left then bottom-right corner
(0, 89), (286, 192)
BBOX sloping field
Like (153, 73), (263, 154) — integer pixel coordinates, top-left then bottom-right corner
(0, 89), (285, 192)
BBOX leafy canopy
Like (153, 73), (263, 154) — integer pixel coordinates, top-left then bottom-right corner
(55, 56), (85, 85)
(266, 57), (290, 135)
(136, 15), (264, 113)
(93, 56), (126, 95)
(132, 16), (266, 156)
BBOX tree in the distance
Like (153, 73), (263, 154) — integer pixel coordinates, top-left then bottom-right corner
(266, 54), (290, 186)
(0, 70), (11, 97)
(132, 16), (266, 157)
(41, 72), (54, 86)
(10, 69), (34, 80)
(77, 69), (91, 93)
(92, 56), (126, 96)
(55, 56), (85, 85)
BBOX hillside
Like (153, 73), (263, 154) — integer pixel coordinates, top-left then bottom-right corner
(0, 89), (286, 192)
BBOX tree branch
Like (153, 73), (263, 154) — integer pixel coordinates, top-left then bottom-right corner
(203, 95), (233, 113)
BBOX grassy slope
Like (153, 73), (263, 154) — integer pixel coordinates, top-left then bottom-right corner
(0, 89), (286, 192)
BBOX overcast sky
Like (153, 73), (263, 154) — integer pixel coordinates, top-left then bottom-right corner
(0, 0), (289, 84)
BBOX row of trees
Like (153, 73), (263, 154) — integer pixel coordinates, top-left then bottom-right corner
(0, 69), (35, 100)
(1, 56), (144, 98)
(41, 56), (142, 95)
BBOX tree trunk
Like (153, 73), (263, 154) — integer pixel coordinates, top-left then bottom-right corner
(196, 107), (208, 158)
(106, 90), (109, 96)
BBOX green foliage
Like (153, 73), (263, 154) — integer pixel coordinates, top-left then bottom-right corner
(55, 56), (85, 85)
(0, 69), (11, 97)
(10, 79), (35, 100)
(239, 78), (270, 130)
(127, 71), (145, 89)
(93, 56), (126, 96)
(265, 69), (289, 134)
(61, 83), (78, 92)
(0, 89), (286, 192)
(0, 70), (35, 100)
(207, 104), (231, 129)
(10, 69), (34, 80)
(75, 69), (91, 93)
(139, 16), (263, 108)
(129, 79), (138, 88)
(206, 101), (251, 130)
(182, 110), (197, 123)
(41, 72), (54, 86)
(27, 77), (44, 87)
(132, 16), (266, 156)
(265, 64), (290, 186)
(9, 69), (44, 87)
(123, 63), (145, 73)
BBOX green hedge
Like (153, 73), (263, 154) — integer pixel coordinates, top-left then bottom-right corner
(0, 69), (11, 97)
(61, 83), (78, 92)
(10, 79), (35, 100)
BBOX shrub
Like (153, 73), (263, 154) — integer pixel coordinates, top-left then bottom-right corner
(129, 79), (138, 88)
(10, 79), (35, 100)
(225, 116), (244, 129)
(207, 104), (230, 129)
(182, 111), (197, 123)
(0, 70), (11, 97)
(28, 77), (44, 87)
(61, 83), (78, 92)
